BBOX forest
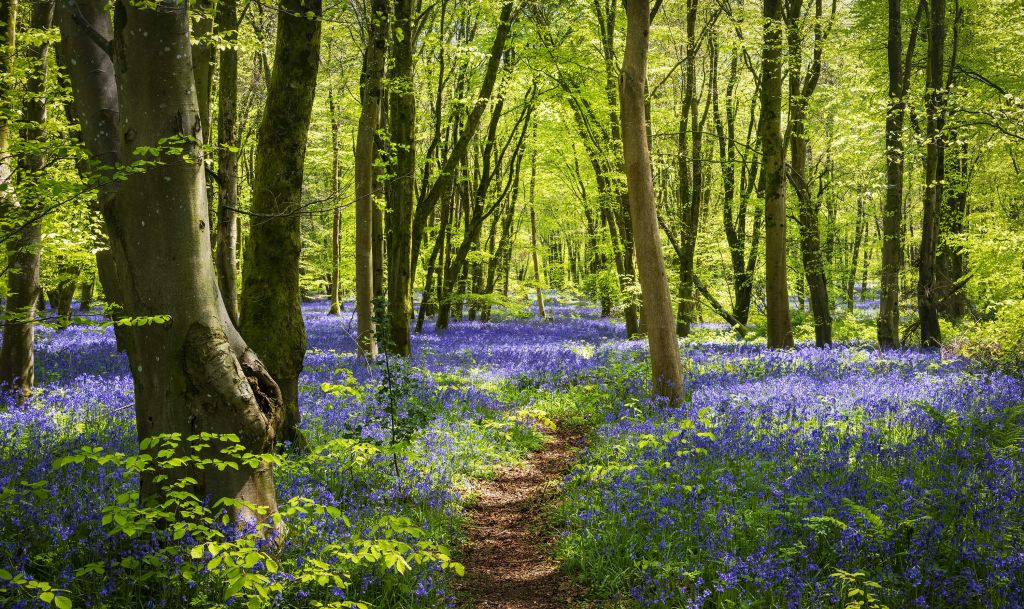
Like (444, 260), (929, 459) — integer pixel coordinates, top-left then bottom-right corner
(1, 0), (1024, 607)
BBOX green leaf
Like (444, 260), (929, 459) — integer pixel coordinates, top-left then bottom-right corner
(54, 597), (72, 609)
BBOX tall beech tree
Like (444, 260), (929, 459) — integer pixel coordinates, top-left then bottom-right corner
(60, 0), (285, 524)
(215, 0), (240, 324)
(354, 0), (388, 359)
(879, 0), (924, 349)
(620, 0), (684, 404)
(918, 0), (946, 347)
(786, 0), (836, 347)
(385, 0), (416, 356)
(239, 0), (322, 447)
(762, 0), (794, 348)
(0, 0), (52, 397)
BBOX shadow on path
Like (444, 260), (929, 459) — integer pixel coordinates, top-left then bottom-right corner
(459, 425), (589, 609)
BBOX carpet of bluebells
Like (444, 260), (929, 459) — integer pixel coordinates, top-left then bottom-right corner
(555, 341), (1024, 608)
(2, 297), (1023, 608)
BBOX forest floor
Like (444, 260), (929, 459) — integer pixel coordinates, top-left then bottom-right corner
(459, 424), (590, 609)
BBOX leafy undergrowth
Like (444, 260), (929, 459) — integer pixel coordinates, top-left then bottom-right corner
(3, 299), (1024, 608)
(554, 344), (1024, 608)
(0, 301), (601, 609)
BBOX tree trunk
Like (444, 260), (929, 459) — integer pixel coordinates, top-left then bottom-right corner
(529, 138), (546, 320)
(71, 0), (286, 526)
(761, 0), (794, 348)
(0, 0), (15, 219)
(79, 281), (94, 311)
(55, 262), (80, 323)
(215, 0), (240, 324)
(354, 0), (387, 358)
(848, 196), (865, 310)
(918, 0), (945, 347)
(239, 0), (321, 448)
(0, 0), (53, 398)
(385, 0), (416, 356)
(328, 86), (343, 316)
(620, 0), (685, 404)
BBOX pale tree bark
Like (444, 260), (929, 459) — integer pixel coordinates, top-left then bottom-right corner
(762, 0), (794, 348)
(216, 0), (239, 324)
(354, 0), (387, 359)
(60, 0), (286, 524)
(528, 130), (545, 319)
(328, 86), (342, 316)
(0, 0), (14, 211)
(239, 0), (321, 448)
(1, 0), (52, 397)
(56, 0), (124, 324)
(620, 0), (684, 404)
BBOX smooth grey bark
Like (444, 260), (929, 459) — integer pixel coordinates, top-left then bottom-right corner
(239, 0), (321, 448)
(62, 0), (286, 524)
(620, 0), (684, 404)
(328, 85), (342, 316)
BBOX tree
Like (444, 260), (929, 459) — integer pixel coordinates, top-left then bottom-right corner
(918, 0), (946, 347)
(239, 0), (322, 447)
(354, 0), (388, 359)
(215, 0), (240, 324)
(0, 0), (53, 397)
(762, 0), (794, 348)
(786, 0), (836, 347)
(620, 0), (685, 404)
(385, 0), (416, 356)
(879, 0), (924, 349)
(60, 0), (285, 524)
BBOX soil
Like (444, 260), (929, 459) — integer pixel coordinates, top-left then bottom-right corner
(458, 425), (589, 609)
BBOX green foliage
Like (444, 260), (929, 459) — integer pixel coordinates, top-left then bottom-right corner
(36, 433), (461, 609)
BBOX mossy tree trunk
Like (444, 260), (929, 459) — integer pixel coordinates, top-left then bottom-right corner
(239, 0), (321, 448)
(385, 0), (416, 356)
(761, 0), (794, 348)
(0, 0), (53, 397)
(215, 0), (240, 324)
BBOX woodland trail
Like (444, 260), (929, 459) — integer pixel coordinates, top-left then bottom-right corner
(459, 425), (589, 609)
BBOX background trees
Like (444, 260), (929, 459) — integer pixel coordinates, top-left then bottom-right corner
(2, 0), (1024, 514)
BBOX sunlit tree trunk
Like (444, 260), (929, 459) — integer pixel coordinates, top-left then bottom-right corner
(354, 0), (387, 359)
(762, 0), (794, 348)
(620, 0), (684, 404)
(0, 0), (53, 397)
(529, 137), (546, 319)
(328, 86), (343, 316)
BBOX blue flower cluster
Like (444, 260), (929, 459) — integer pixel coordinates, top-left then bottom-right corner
(558, 343), (1024, 608)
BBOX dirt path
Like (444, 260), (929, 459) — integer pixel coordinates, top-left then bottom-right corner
(458, 425), (588, 609)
